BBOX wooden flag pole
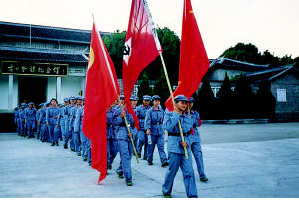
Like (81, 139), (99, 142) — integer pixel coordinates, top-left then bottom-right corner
(159, 52), (189, 159)
(118, 96), (140, 163)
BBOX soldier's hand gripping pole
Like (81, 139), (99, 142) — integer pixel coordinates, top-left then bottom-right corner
(159, 52), (188, 159)
(118, 96), (140, 163)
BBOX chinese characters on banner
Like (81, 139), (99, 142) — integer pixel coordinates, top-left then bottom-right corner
(1, 61), (68, 76)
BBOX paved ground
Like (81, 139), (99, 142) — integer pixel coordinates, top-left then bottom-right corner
(0, 123), (299, 198)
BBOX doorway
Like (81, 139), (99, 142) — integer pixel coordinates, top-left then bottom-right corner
(18, 76), (47, 107)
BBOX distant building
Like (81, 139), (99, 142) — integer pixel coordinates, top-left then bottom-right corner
(206, 57), (299, 120)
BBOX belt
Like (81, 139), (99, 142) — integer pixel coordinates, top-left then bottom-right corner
(107, 124), (113, 128)
(168, 131), (191, 137)
(151, 122), (163, 125)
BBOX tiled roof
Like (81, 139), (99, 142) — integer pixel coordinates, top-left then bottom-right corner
(0, 47), (88, 63)
(0, 21), (110, 44)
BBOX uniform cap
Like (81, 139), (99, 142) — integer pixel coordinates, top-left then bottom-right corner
(151, 95), (161, 101)
(21, 103), (27, 107)
(174, 95), (188, 102)
(120, 95), (125, 100)
(69, 96), (76, 100)
(189, 97), (195, 102)
(63, 97), (69, 102)
(28, 102), (34, 105)
(130, 95), (137, 101)
(39, 103), (44, 107)
(76, 96), (83, 100)
(143, 95), (151, 101)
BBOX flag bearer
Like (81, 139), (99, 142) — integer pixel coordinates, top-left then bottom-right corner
(162, 95), (198, 198)
(107, 105), (118, 170)
(136, 95), (151, 160)
(188, 97), (208, 182)
(69, 96), (83, 156)
(64, 96), (76, 150)
(36, 103), (44, 140)
(113, 104), (134, 186)
(46, 98), (60, 146)
(24, 102), (36, 138)
(145, 95), (168, 167)
(57, 98), (69, 147)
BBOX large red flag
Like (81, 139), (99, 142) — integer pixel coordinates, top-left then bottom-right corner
(123, 0), (162, 128)
(83, 19), (120, 184)
(165, 0), (209, 111)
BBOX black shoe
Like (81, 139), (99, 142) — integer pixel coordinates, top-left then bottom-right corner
(143, 157), (147, 160)
(51, 143), (55, 146)
(163, 194), (172, 198)
(55, 142), (59, 146)
(41, 139), (45, 142)
(137, 153), (141, 158)
(63, 143), (68, 149)
(71, 149), (75, 152)
(32, 135), (35, 138)
(83, 157), (88, 162)
(162, 162), (169, 167)
(108, 165), (112, 170)
(89, 163), (92, 167)
(126, 181), (133, 186)
(116, 171), (124, 179)
(60, 138), (63, 141)
(200, 177), (208, 182)
(148, 161), (153, 165)
(77, 152), (82, 156)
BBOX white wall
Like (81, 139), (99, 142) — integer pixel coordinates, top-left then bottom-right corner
(47, 77), (56, 102)
(0, 75), (9, 110)
(61, 76), (84, 100)
(13, 76), (18, 108)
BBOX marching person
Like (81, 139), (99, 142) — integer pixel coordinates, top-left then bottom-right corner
(74, 104), (89, 162)
(57, 98), (69, 147)
(24, 102), (36, 138)
(36, 103), (44, 140)
(136, 95), (151, 160)
(162, 95), (198, 198)
(64, 96), (76, 150)
(130, 95), (138, 154)
(69, 96), (83, 156)
(107, 104), (118, 170)
(46, 98), (60, 146)
(14, 107), (19, 134)
(18, 103), (27, 137)
(113, 101), (134, 186)
(144, 95), (168, 167)
(188, 97), (208, 182)
(38, 103), (48, 142)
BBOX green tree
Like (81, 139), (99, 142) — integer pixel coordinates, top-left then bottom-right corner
(256, 81), (276, 119)
(217, 72), (236, 119)
(137, 71), (154, 101)
(196, 76), (215, 119)
(153, 68), (170, 109)
(234, 76), (256, 118)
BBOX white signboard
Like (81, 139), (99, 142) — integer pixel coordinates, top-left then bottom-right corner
(277, 89), (287, 102)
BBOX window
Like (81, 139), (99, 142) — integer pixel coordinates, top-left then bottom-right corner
(277, 89), (287, 102)
(211, 86), (221, 97)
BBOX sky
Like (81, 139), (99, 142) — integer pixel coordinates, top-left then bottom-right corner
(0, 0), (298, 59)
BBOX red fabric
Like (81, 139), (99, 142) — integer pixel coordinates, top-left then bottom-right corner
(123, 0), (161, 129)
(83, 23), (120, 184)
(197, 119), (202, 126)
(165, 0), (209, 111)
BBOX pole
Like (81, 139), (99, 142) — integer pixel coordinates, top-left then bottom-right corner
(159, 52), (188, 159)
(118, 96), (140, 163)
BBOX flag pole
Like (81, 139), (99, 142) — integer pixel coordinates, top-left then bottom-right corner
(118, 96), (140, 163)
(142, 0), (188, 158)
(159, 52), (189, 159)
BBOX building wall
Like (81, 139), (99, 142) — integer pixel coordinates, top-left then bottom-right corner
(61, 76), (84, 102)
(271, 73), (299, 119)
(208, 68), (249, 82)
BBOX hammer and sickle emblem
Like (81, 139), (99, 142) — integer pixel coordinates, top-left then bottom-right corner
(123, 44), (131, 56)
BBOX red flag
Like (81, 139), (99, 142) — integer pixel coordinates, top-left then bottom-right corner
(123, 0), (162, 128)
(165, 0), (209, 111)
(83, 20), (120, 184)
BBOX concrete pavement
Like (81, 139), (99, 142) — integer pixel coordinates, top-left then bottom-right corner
(0, 123), (299, 197)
